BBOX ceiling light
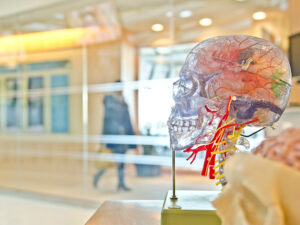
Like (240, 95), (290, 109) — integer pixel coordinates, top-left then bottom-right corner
(252, 11), (267, 20)
(179, 10), (192, 18)
(152, 24), (164, 32)
(199, 18), (212, 27)
(236, 0), (246, 2)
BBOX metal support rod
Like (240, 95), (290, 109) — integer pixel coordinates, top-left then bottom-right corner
(171, 150), (177, 200)
(168, 150), (181, 209)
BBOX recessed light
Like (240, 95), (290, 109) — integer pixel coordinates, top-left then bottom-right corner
(252, 11), (267, 20)
(179, 10), (192, 18)
(236, 0), (246, 2)
(152, 24), (164, 32)
(199, 18), (212, 27)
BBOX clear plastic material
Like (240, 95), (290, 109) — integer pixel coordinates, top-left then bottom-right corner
(168, 35), (292, 151)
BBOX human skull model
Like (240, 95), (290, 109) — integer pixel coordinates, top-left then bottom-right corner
(168, 35), (292, 182)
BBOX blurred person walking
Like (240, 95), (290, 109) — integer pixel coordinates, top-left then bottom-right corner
(93, 82), (136, 191)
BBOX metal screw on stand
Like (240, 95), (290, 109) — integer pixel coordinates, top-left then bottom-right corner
(169, 151), (181, 209)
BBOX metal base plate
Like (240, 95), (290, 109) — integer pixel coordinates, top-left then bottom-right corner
(161, 190), (221, 225)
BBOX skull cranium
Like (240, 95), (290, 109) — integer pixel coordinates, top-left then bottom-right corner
(168, 35), (292, 151)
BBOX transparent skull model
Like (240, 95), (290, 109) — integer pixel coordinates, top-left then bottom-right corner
(168, 35), (292, 185)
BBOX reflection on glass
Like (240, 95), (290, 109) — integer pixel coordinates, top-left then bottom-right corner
(28, 77), (44, 132)
(98, 90), (136, 191)
(6, 78), (21, 131)
(103, 92), (135, 137)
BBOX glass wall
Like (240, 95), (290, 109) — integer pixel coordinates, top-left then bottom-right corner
(0, 0), (295, 205)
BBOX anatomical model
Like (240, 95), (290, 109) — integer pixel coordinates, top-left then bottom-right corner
(168, 35), (292, 186)
(254, 127), (300, 171)
(213, 129), (300, 225)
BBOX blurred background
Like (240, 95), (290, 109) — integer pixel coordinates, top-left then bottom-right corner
(0, 0), (300, 224)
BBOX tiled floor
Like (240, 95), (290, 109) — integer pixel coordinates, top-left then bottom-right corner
(0, 189), (95, 225)
(0, 155), (218, 224)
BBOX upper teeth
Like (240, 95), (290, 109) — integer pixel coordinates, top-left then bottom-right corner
(169, 119), (198, 133)
(184, 121), (189, 126)
(190, 120), (197, 126)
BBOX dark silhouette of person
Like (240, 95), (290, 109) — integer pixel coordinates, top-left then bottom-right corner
(93, 86), (136, 191)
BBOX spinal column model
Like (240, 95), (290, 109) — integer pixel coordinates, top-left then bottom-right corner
(167, 35), (292, 186)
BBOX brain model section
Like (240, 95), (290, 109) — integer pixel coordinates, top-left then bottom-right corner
(186, 35), (291, 125)
(254, 128), (300, 171)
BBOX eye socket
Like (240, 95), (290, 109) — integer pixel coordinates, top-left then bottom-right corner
(173, 73), (199, 100)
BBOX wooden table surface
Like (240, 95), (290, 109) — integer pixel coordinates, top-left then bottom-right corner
(85, 200), (163, 225)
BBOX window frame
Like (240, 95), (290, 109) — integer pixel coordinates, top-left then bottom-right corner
(0, 62), (70, 133)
